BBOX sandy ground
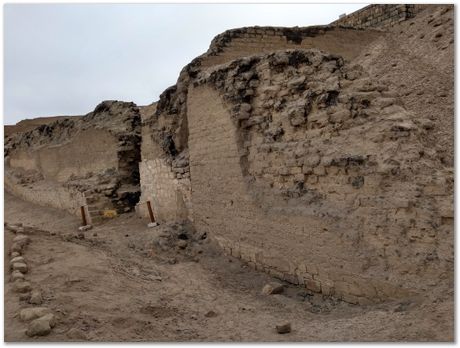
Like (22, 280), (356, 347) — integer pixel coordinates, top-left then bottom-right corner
(3, 192), (453, 342)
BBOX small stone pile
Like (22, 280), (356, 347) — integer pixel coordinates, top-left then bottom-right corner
(6, 222), (56, 337)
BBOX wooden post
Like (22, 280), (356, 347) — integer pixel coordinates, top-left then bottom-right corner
(146, 201), (155, 223)
(80, 206), (87, 226)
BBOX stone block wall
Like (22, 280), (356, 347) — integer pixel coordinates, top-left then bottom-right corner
(331, 4), (429, 29)
(137, 158), (191, 223)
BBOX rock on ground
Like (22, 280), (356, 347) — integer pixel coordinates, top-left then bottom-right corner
(13, 281), (32, 293)
(10, 243), (23, 253)
(25, 314), (55, 337)
(11, 270), (25, 282)
(13, 234), (30, 246)
(262, 282), (284, 295)
(11, 262), (28, 273)
(276, 322), (292, 334)
(29, 290), (43, 305)
(10, 256), (25, 265)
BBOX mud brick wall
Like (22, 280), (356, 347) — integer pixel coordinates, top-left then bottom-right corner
(186, 50), (453, 304)
(5, 101), (142, 222)
(137, 103), (192, 223)
(200, 26), (382, 68)
(8, 129), (119, 183)
(5, 171), (86, 218)
(331, 4), (429, 29)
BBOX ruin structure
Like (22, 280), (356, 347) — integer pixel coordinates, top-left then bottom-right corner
(5, 4), (454, 305)
(5, 101), (142, 224)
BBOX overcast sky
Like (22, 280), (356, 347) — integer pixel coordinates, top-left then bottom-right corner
(4, 3), (366, 125)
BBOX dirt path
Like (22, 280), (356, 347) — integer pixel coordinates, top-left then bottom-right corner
(4, 192), (453, 342)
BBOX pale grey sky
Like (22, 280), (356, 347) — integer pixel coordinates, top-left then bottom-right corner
(4, 3), (366, 125)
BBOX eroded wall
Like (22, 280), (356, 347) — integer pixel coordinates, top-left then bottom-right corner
(331, 4), (428, 29)
(5, 101), (142, 223)
(186, 50), (453, 304)
(9, 128), (119, 183)
(199, 26), (382, 68)
(137, 103), (192, 223)
(5, 171), (86, 218)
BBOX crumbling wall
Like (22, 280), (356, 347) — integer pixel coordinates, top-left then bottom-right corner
(5, 100), (142, 224)
(199, 26), (382, 68)
(9, 128), (119, 183)
(137, 103), (192, 223)
(137, 24), (383, 224)
(331, 4), (428, 29)
(4, 115), (83, 137)
(5, 170), (86, 217)
(185, 49), (453, 304)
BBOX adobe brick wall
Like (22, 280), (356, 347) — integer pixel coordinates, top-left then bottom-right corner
(9, 129), (119, 183)
(200, 26), (382, 68)
(185, 50), (453, 304)
(5, 171), (87, 219)
(5, 101), (142, 223)
(137, 25), (385, 224)
(331, 4), (429, 29)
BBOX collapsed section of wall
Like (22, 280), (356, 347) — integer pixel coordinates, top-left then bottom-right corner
(5, 101), (142, 223)
(185, 49), (453, 304)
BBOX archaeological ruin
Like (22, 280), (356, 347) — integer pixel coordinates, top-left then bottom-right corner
(4, 3), (454, 316)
